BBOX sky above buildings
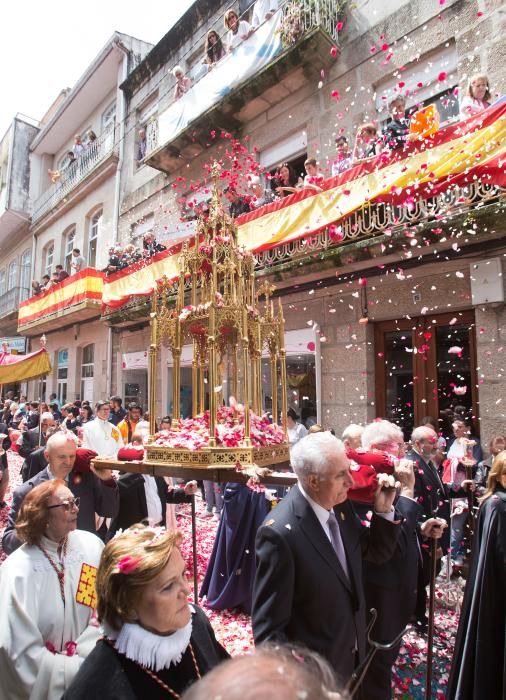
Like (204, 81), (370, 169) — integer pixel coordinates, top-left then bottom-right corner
(1, 0), (194, 137)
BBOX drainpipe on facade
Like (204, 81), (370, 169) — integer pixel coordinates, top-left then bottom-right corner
(107, 39), (129, 397)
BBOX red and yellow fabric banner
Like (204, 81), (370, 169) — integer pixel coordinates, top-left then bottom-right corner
(54, 100), (506, 312)
(18, 268), (104, 329)
(0, 348), (52, 383)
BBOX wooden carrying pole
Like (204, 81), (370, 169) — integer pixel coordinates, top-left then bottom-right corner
(425, 536), (438, 700)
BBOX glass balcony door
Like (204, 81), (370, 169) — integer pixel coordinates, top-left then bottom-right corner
(374, 311), (478, 438)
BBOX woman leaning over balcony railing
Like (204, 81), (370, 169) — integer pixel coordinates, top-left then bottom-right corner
(203, 29), (226, 69)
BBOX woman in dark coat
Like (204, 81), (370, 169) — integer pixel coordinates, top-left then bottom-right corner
(447, 451), (506, 700)
(64, 525), (229, 699)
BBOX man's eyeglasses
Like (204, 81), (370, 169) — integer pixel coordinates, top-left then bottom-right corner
(48, 497), (80, 512)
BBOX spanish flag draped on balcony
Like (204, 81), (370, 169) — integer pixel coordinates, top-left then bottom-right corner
(19, 98), (497, 313)
(0, 347), (52, 383)
(17, 268), (104, 331)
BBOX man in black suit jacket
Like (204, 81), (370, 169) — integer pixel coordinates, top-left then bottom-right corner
(409, 425), (474, 624)
(355, 421), (446, 700)
(252, 432), (402, 687)
(18, 412), (56, 465)
(2, 433), (119, 555)
(108, 470), (197, 537)
(21, 444), (49, 482)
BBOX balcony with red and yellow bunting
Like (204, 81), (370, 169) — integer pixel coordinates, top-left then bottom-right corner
(102, 99), (506, 326)
(17, 268), (104, 336)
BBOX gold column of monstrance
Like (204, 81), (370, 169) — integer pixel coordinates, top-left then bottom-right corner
(145, 165), (289, 469)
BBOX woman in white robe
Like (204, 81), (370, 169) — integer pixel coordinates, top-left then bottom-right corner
(0, 479), (104, 700)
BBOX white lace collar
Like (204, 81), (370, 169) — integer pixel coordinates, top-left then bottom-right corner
(104, 605), (194, 671)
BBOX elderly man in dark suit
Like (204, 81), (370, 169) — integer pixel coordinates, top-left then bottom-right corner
(354, 421), (446, 700)
(18, 412), (56, 478)
(408, 425), (473, 627)
(252, 432), (402, 687)
(2, 432), (119, 555)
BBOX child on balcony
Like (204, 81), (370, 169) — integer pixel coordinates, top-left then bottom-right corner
(459, 73), (491, 119)
(302, 157), (324, 191)
(352, 122), (379, 161)
(382, 95), (410, 150)
(331, 135), (353, 176)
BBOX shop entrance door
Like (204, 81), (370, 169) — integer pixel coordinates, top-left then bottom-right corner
(374, 311), (478, 438)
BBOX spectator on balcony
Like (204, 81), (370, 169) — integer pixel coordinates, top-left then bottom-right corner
(172, 65), (193, 101)
(105, 246), (123, 274)
(86, 130), (97, 145)
(47, 151), (76, 183)
(72, 134), (86, 158)
(460, 73), (492, 120)
(382, 95), (410, 151)
(203, 29), (227, 68)
(224, 8), (252, 51)
(40, 274), (52, 291)
(353, 122), (379, 161)
(252, 0), (279, 27)
(71, 248), (86, 273)
(31, 280), (42, 295)
(136, 128), (147, 164)
(143, 232), (167, 257)
(331, 135), (353, 176)
(55, 264), (69, 282)
(248, 175), (275, 209)
(50, 272), (61, 287)
(224, 186), (251, 218)
(272, 162), (298, 197)
(122, 243), (142, 266)
(302, 157), (324, 190)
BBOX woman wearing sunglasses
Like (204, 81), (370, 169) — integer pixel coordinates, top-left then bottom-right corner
(0, 479), (104, 700)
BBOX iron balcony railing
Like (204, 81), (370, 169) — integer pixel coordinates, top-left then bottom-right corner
(32, 126), (117, 223)
(145, 0), (340, 158)
(0, 286), (27, 319)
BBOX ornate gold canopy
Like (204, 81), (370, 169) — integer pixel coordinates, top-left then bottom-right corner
(145, 165), (289, 468)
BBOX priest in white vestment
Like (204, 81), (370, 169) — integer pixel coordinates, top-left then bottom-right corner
(82, 400), (123, 457)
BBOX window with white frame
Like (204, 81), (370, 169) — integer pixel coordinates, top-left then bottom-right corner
(0, 270), (5, 296)
(63, 227), (76, 273)
(57, 348), (69, 404)
(136, 93), (159, 165)
(101, 102), (116, 134)
(88, 209), (102, 268)
(374, 43), (459, 126)
(20, 249), (31, 300)
(7, 260), (17, 290)
(80, 343), (94, 401)
(44, 243), (54, 277)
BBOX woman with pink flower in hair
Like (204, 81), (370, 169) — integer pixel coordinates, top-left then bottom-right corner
(64, 524), (228, 699)
(0, 480), (104, 700)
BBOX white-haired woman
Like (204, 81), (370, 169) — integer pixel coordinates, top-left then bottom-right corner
(172, 65), (192, 101)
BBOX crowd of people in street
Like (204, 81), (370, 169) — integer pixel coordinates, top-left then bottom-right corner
(0, 382), (503, 698)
